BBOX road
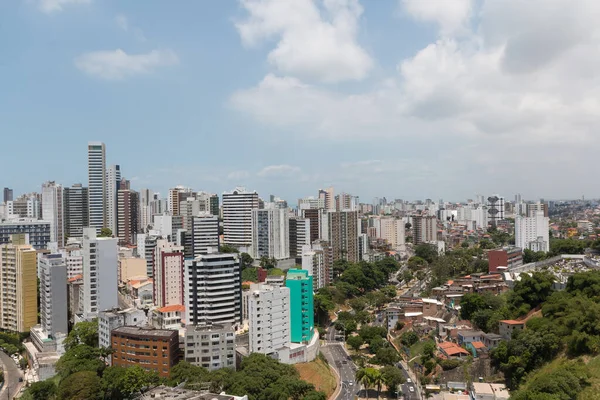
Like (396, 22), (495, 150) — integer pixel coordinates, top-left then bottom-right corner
(321, 325), (359, 400)
(0, 351), (24, 400)
(397, 362), (417, 399)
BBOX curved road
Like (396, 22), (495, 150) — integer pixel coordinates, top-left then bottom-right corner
(0, 351), (24, 399)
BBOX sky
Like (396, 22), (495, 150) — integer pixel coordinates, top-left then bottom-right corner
(1, 0), (599, 204)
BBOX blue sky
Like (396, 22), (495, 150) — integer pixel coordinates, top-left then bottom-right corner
(2, 0), (599, 203)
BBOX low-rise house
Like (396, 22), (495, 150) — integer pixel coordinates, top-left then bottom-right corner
(471, 382), (509, 400)
(152, 304), (185, 330)
(483, 333), (502, 349)
(438, 341), (470, 359)
(499, 320), (525, 340)
(457, 330), (484, 346)
(466, 341), (486, 357)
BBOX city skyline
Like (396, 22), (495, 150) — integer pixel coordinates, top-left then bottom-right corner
(3, 0), (600, 201)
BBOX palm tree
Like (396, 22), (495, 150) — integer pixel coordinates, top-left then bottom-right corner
(356, 368), (373, 400)
(371, 369), (384, 400)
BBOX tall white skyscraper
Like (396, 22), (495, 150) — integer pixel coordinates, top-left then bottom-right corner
(515, 211), (550, 252)
(251, 206), (290, 260)
(184, 253), (241, 327)
(106, 164), (121, 235)
(222, 187), (259, 252)
(88, 142), (107, 233)
(38, 253), (68, 337)
(248, 283), (290, 355)
(41, 181), (65, 246)
(191, 214), (219, 257)
(82, 228), (118, 320)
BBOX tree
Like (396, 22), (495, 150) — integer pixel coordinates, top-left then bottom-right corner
(414, 244), (438, 263)
(369, 336), (385, 354)
(26, 380), (57, 400)
(381, 366), (404, 396)
(220, 244), (239, 253)
(347, 335), (364, 351)
(242, 267), (258, 282)
(400, 331), (419, 347)
(405, 222), (412, 230)
(55, 345), (106, 379)
(102, 365), (160, 399)
(64, 320), (99, 350)
(402, 270), (413, 284)
(99, 228), (112, 238)
(508, 271), (555, 316)
(356, 367), (379, 400)
(58, 371), (103, 400)
(478, 239), (495, 249)
(460, 293), (486, 321)
(374, 347), (400, 366)
(240, 253), (254, 268)
(407, 256), (427, 271)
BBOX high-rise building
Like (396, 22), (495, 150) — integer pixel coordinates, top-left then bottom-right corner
(0, 234), (38, 332)
(88, 142), (107, 233)
(191, 214), (219, 257)
(137, 233), (159, 277)
(328, 210), (359, 263)
(318, 187), (334, 211)
(185, 253), (242, 328)
(297, 196), (325, 210)
(6, 194), (41, 219)
(222, 187), (259, 251)
(184, 324), (236, 371)
(487, 195), (505, 227)
(373, 217), (405, 250)
(0, 219), (51, 250)
(98, 308), (147, 351)
(335, 192), (357, 211)
(289, 217), (310, 261)
(2, 188), (13, 203)
(82, 228), (118, 319)
(301, 241), (333, 290)
(106, 165), (121, 235)
(248, 283), (290, 355)
(117, 188), (140, 245)
(38, 253), (68, 337)
(64, 184), (89, 239)
(42, 181), (65, 246)
(251, 207), (290, 260)
(526, 202), (549, 218)
(153, 239), (185, 308)
(111, 327), (179, 377)
(302, 208), (322, 243)
(412, 215), (438, 245)
(285, 270), (314, 343)
(168, 186), (192, 216)
(515, 211), (550, 252)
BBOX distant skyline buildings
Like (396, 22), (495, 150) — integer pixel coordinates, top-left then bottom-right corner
(87, 142), (106, 233)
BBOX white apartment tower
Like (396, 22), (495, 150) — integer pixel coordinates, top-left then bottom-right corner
(184, 253), (242, 328)
(82, 228), (118, 319)
(222, 187), (259, 251)
(106, 165), (121, 235)
(515, 211), (550, 252)
(374, 217), (405, 250)
(88, 142), (107, 233)
(153, 239), (185, 308)
(191, 214), (219, 257)
(248, 283), (290, 356)
(38, 253), (68, 337)
(41, 181), (65, 246)
(251, 206), (290, 260)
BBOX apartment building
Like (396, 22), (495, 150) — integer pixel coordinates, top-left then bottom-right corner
(222, 187), (259, 251)
(184, 324), (236, 371)
(248, 283), (290, 356)
(0, 219), (51, 250)
(153, 239), (185, 308)
(82, 228), (118, 320)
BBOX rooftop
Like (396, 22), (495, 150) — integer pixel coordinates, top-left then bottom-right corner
(500, 319), (525, 325)
(112, 326), (176, 338)
(141, 386), (247, 400)
(158, 304), (185, 313)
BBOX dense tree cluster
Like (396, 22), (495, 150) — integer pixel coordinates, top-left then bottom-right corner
(511, 360), (590, 400)
(169, 354), (326, 400)
(314, 258), (401, 323)
(356, 366), (405, 398)
(492, 271), (600, 391)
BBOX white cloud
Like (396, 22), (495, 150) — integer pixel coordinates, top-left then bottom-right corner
(236, 0), (372, 83)
(115, 14), (128, 31)
(231, 0), (600, 198)
(401, 0), (473, 37)
(257, 164), (301, 178)
(38, 0), (90, 14)
(74, 49), (179, 80)
(227, 170), (250, 180)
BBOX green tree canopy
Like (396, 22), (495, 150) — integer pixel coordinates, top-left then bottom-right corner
(99, 228), (112, 237)
(58, 371), (103, 400)
(64, 320), (99, 350)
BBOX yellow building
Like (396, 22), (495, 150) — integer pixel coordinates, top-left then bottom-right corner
(0, 234), (38, 332)
(118, 257), (148, 284)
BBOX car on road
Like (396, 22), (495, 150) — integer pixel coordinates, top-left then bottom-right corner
(409, 387), (414, 393)
(18, 377), (23, 382)
(406, 378), (412, 383)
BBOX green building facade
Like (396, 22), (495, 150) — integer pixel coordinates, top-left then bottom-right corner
(285, 269), (314, 343)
